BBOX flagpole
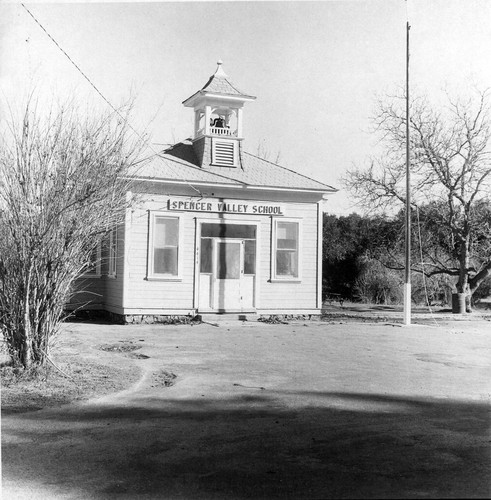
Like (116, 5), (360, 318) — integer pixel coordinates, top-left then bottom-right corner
(403, 20), (411, 326)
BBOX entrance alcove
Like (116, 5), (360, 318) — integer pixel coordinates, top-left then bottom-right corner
(198, 221), (257, 312)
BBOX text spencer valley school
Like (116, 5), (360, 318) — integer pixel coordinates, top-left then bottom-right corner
(167, 199), (285, 215)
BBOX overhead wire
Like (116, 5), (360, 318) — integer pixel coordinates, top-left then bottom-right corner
(415, 206), (440, 326)
(20, 3), (203, 197)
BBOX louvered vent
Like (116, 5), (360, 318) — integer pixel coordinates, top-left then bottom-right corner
(212, 139), (236, 167)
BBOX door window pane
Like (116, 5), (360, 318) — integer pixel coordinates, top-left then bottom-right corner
(244, 240), (256, 275)
(153, 217), (179, 275)
(217, 242), (240, 279)
(202, 223), (256, 239)
(200, 238), (212, 273)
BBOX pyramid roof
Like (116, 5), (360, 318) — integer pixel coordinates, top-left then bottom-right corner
(131, 141), (336, 194)
(182, 61), (256, 105)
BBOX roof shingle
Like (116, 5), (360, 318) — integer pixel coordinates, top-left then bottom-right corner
(183, 61), (256, 104)
(132, 141), (336, 193)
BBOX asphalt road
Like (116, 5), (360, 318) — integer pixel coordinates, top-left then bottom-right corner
(2, 319), (491, 499)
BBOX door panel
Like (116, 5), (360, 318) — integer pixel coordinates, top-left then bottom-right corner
(214, 240), (242, 310)
(199, 274), (212, 309)
(217, 242), (240, 279)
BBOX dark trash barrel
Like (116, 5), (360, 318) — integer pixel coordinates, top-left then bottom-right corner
(452, 293), (466, 314)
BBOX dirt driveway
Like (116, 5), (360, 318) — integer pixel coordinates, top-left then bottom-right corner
(2, 319), (491, 499)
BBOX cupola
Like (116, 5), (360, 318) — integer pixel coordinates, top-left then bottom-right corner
(183, 61), (256, 168)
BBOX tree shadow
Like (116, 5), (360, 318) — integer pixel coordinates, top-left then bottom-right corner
(3, 391), (490, 499)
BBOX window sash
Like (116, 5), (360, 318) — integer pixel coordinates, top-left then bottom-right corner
(149, 214), (181, 279)
(273, 220), (300, 280)
(83, 243), (101, 277)
(108, 228), (117, 277)
(153, 247), (178, 275)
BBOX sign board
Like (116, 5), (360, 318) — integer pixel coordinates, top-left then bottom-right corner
(167, 199), (285, 216)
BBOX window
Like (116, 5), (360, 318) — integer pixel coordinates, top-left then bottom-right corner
(273, 220), (300, 280)
(201, 223), (256, 239)
(199, 223), (257, 276)
(108, 228), (117, 277)
(148, 214), (181, 279)
(84, 243), (101, 277)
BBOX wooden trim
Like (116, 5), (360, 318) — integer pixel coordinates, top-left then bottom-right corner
(271, 217), (303, 281)
(82, 242), (102, 278)
(316, 201), (323, 309)
(147, 212), (184, 280)
(196, 218), (260, 312)
(120, 308), (197, 316)
(258, 309), (321, 316)
(193, 217), (200, 309)
(122, 190), (132, 309)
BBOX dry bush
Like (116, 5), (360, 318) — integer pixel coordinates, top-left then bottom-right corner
(0, 100), (146, 368)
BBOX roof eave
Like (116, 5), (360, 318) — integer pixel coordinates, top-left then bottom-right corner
(126, 175), (337, 195)
(205, 92), (256, 101)
(125, 176), (244, 189)
(183, 90), (256, 107)
(246, 185), (337, 195)
(182, 91), (201, 107)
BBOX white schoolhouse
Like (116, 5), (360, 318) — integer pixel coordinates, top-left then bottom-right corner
(74, 62), (336, 322)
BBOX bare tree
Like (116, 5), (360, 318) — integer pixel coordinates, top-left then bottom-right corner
(344, 89), (491, 301)
(0, 100), (145, 369)
(255, 140), (281, 164)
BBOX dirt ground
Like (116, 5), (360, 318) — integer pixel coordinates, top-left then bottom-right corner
(2, 317), (491, 499)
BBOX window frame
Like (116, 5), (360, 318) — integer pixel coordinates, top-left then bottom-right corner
(198, 221), (258, 276)
(147, 212), (183, 281)
(83, 242), (102, 278)
(107, 227), (118, 278)
(195, 217), (261, 310)
(271, 218), (302, 282)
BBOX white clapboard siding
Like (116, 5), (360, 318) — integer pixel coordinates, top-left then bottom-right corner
(104, 224), (125, 310)
(124, 195), (318, 313)
(123, 201), (196, 310)
(69, 184), (325, 316)
(69, 278), (105, 310)
(118, 193), (321, 314)
(257, 202), (319, 310)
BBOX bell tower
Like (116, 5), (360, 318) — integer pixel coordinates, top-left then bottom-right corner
(182, 61), (256, 168)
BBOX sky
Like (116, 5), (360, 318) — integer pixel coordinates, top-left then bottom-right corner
(1, 1), (491, 215)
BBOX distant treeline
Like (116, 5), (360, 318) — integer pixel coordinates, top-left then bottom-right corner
(322, 212), (491, 305)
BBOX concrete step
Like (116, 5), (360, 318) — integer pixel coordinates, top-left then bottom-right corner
(197, 313), (258, 323)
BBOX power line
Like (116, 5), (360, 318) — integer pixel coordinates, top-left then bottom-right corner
(21, 3), (121, 118)
(20, 3), (203, 196)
